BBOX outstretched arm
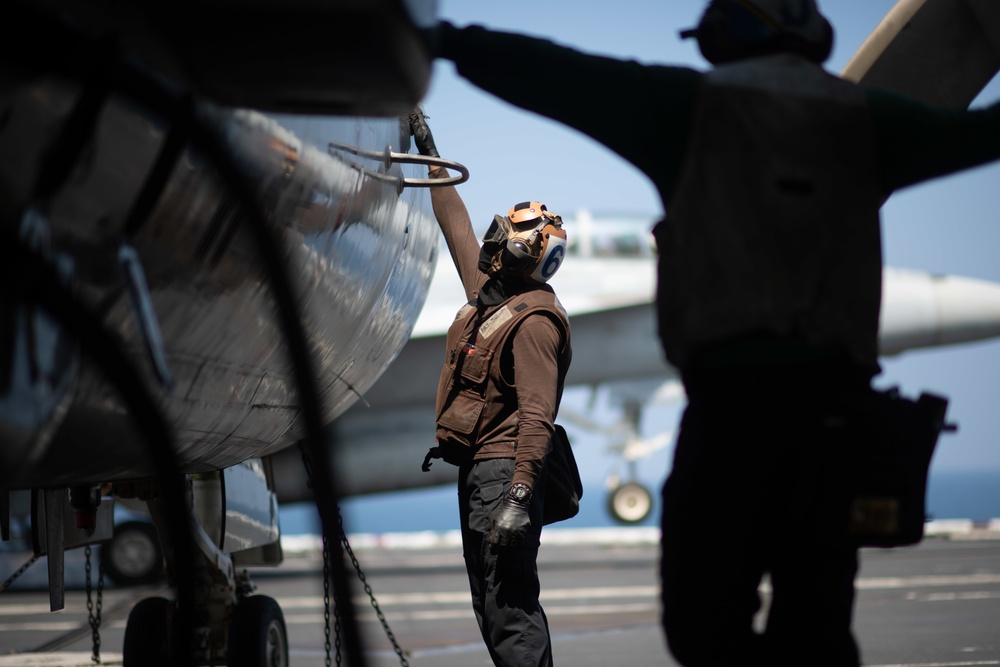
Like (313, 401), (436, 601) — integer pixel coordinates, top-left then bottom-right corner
(869, 89), (1000, 194)
(435, 22), (701, 196)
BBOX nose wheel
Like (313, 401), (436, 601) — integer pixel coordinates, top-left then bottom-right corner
(122, 597), (173, 667)
(228, 595), (289, 667)
(607, 481), (653, 524)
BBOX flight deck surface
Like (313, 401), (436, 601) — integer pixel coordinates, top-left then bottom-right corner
(2, 528), (999, 666)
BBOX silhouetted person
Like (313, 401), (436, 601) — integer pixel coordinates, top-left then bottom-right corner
(410, 109), (571, 667)
(422, 1), (1000, 665)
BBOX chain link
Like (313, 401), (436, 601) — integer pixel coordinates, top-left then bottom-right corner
(333, 567), (343, 667)
(336, 511), (409, 667)
(84, 546), (104, 664)
(299, 442), (410, 666)
(321, 534), (333, 667)
(0, 553), (40, 593)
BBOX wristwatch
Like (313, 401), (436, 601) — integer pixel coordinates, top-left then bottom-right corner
(509, 483), (532, 504)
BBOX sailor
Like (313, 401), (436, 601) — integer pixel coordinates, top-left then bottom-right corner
(410, 108), (571, 667)
(421, 1), (1000, 665)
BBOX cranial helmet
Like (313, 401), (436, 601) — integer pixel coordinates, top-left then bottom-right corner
(480, 201), (568, 283)
(681, 0), (833, 65)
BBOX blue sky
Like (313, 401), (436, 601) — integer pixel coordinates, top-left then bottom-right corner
(415, 0), (1000, 478)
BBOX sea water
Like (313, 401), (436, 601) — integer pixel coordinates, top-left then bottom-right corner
(279, 467), (1000, 536)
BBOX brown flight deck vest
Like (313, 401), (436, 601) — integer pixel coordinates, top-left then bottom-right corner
(434, 287), (570, 463)
(658, 54), (883, 374)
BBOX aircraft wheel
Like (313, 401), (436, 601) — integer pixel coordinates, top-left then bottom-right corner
(228, 595), (289, 667)
(123, 596), (172, 667)
(101, 520), (163, 587)
(608, 482), (653, 524)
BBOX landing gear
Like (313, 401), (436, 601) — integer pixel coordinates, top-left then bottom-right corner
(228, 595), (289, 667)
(101, 520), (163, 587)
(607, 481), (653, 524)
(122, 596), (172, 667)
(117, 464), (290, 666)
(560, 383), (681, 526)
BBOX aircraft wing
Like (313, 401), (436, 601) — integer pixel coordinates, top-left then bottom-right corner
(842, 0), (1000, 106)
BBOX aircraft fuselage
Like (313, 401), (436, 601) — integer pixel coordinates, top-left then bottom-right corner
(0, 76), (438, 489)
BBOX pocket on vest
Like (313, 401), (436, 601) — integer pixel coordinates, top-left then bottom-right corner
(456, 345), (493, 384)
(437, 391), (486, 447)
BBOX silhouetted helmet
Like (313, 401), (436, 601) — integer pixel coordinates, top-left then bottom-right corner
(680, 0), (834, 65)
(480, 201), (568, 283)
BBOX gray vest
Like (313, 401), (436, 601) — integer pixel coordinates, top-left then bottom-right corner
(659, 54), (882, 372)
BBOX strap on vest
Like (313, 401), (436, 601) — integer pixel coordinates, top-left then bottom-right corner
(421, 442), (471, 469)
(421, 446), (442, 472)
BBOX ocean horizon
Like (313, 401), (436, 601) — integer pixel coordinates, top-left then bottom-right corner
(280, 467), (1000, 536)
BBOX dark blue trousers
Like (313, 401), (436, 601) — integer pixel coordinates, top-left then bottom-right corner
(459, 457), (552, 667)
(661, 366), (864, 667)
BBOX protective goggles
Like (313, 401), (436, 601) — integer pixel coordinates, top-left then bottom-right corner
(483, 212), (559, 261)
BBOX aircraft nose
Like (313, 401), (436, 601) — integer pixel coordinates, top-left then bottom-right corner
(879, 268), (1000, 355)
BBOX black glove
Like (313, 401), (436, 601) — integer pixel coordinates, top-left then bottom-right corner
(407, 106), (440, 158)
(487, 494), (531, 549)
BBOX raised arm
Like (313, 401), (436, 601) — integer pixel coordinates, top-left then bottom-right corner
(409, 108), (486, 301)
